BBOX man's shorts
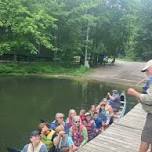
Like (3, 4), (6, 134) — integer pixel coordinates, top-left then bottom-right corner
(141, 113), (152, 143)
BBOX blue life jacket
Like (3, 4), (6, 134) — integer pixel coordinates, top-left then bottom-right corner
(143, 76), (152, 93)
(98, 109), (107, 122)
(49, 120), (69, 134)
(94, 108), (108, 129)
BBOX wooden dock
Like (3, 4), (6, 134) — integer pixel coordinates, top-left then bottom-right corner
(79, 104), (147, 152)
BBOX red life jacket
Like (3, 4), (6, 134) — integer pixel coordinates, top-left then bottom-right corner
(80, 114), (86, 121)
(85, 120), (95, 141)
(71, 124), (84, 147)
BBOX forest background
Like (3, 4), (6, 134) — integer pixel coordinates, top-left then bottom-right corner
(0, 0), (152, 73)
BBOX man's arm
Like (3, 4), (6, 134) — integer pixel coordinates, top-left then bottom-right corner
(128, 87), (152, 105)
(21, 144), (28, 152)
(107, 92), (115, 100)
(127, 88), (141, 99)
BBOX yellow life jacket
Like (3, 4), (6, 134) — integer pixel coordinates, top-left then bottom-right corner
(41, 130), (55, 150)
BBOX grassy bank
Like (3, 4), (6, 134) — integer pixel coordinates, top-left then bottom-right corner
(0, 62), (90, 76)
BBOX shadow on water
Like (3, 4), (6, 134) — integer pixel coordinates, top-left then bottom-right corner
(0, 76), (136, 152)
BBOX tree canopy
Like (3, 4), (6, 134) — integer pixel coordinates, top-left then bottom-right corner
(0, 0), (151, 64)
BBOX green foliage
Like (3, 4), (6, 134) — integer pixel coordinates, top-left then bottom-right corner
(0, 0), (150, 63)
(0, 0), (56, 54)
(132, 0), (152, 60)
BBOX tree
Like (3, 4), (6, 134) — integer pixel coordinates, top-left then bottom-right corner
(0, 0), (56, 55)
(0, 0), (146, 63)
(134, 0), (152, 60)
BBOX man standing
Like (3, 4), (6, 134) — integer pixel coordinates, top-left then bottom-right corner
(128, 59), (152, 152)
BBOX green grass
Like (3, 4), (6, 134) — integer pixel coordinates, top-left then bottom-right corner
(0, 62), (90, 76)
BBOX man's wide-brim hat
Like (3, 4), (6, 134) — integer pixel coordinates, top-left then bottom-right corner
(141, 59), (152, 72)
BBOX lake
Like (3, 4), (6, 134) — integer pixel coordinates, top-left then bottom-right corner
(0, 76), (135, 151)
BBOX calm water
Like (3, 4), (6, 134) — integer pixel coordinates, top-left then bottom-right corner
(0, 76), (135, 151)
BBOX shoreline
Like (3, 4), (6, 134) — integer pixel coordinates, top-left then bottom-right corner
(0, 60), (145, 88)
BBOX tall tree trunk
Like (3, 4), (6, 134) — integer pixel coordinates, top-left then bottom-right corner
(84, 24), (90, 68)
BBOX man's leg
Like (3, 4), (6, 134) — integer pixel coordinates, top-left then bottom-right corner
(150, 144), (152, 152)
(139, 141), (149, 152)
(140, 113), (152, 152)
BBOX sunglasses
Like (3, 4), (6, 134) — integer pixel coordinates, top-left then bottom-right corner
(74, 121), (80, 123)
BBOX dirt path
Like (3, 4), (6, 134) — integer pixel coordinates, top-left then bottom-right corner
(87, 60), (146, 86)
